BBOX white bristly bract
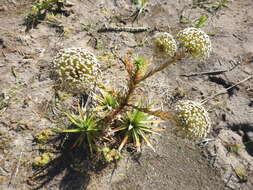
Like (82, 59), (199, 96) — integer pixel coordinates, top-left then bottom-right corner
(53, 47), (100, 90)
(174, 100), (211, 139)
(177, 27), (211, 60)
(153, 32), (177, 57)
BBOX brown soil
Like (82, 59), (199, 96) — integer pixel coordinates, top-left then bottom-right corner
(0, 0), (253, 190)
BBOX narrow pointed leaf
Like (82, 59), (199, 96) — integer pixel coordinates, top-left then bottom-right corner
(138, 130), (155, 151)
(64, 112), (82, 127)
(63, 129), (82, 133)
(87, 135), (94, 154)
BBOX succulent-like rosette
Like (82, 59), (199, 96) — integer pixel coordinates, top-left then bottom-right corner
(177, 27), (211, 59)
(174, 100), (211, 139)
(153, 32), (177, 57)
(53, 48), (100, 89)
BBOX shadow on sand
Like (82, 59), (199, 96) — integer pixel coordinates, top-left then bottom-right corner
(30, 132), (107, 190)
(227, 123), (253, 157)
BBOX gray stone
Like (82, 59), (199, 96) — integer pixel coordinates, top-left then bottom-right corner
(246, 131), (253, 142)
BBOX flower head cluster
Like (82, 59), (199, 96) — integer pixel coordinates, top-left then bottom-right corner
(174, 100), (211, 139)
(53, 48), (100, 89)
(177, 27), (211, 59)
(153, 32), (177, 57)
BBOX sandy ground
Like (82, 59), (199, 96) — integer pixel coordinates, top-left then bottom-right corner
(0, 0), (253, 189)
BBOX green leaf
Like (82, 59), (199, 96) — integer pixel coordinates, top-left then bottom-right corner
(72, 134), (85, 148)
(64, 112), (82, 128)
(116, 109), (160, 151)
(140, 0), (148, 8)
(51, 126), (62, 131)
(192, 15), (208, 28)
(133, 56), (146, 71)
(63, 109), (102, 153)
(132, 0), (140, 5)
(87, 135), (94, 153)
(62, 129), (82, 133)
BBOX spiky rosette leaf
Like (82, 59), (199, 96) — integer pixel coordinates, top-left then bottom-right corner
(62, 108), (103, 153)
(174, 100), (211, 139)
(53, 47), (100, 90)
(177, 27), (211, 59)
(113, 109), (161, 152)
(94, 89), (119, 117)
(153, 32), (177, 57)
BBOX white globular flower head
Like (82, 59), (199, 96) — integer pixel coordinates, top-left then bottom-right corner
(53, 47), (100, 90)
(153, 32), (177, 57)
(174, 100), (211, 139)
(177, 27), (211, 60)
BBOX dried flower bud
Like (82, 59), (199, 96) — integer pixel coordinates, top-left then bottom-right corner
(177, 27), (211, 59)
(53, 48), (100, 90)
(153, 32), (177, 57)
(174, 100), (211, 139)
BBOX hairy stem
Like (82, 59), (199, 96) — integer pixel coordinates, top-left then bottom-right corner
(103, 53), (185, 124)
(136, 53), (185, 84)
(126, 104), (177, 121)
(102, 71), (138, 124)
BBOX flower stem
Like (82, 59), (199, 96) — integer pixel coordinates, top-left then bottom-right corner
(136, 53), (185, 84)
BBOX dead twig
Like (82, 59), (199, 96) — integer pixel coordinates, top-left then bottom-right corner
(98, 24), (150, 33)
(224, 172), (233, 189)
(180, 63), (239, 77)
(201, 75), (252, 104)
(8, 148), (24, 187)
(11, 66), (17, 78)
(181, 69), (228, 77)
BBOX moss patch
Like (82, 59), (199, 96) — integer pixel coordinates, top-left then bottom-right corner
(33, 152), (54, 167)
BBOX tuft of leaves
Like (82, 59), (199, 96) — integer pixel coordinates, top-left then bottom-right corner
(95, 90), (119, 116)
(133, 55), (149, 74)
(192, 15), (208, 28)
(180, 15), (208, 28)
(132, 0), (149, 23)
(113, 109), (161, 152)
(192, 0), (230, 14)
(62, 107), (103, 153)
(25, 0), (71, 31)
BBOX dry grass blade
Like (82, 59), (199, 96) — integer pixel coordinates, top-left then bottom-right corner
(133, 130), (141, 151)
(118, 134), (129, 151)
(138, 130), (155, 151)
